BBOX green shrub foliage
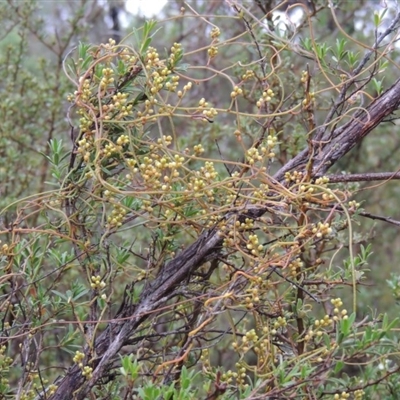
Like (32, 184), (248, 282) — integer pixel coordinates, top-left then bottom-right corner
(2, 1), (400, 399)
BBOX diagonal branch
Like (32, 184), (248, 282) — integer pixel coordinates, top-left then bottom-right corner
(316, 78), (400, 175)
(315, 171), (400, 183)
(273, 78), (400, 182)
(358, 211), (400, 227)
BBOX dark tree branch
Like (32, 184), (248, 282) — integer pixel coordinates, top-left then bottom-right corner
(316, 78), (400, 175)
(316, 171), (400, 183)
(316, 4), (400, 141)
(326, 204), (400, 228)
(358, 211), (400, 227)
(273, 78), (400, 183)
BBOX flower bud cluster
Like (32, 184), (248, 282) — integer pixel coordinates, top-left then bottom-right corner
(289, 257), (304, 277)
(73, 351), (92, 379)
(208, 46), (218, 58)
(102, 93), (133, 120)
(0, 345), (12, 375)
(256, 88), (275, 108)
(103, 38), (116, 49)
(102, 142), (122, 158)
(76, 77), (92, 102)
(205, 107), (218, 119)
(334, 392), (350, 400)
(246, 234), (263, 256)
(200, 348), (210, 370)
(242, 70), (255, 80)
(146, 46), (160, 69)
(107, 204), (127, 228)
(232, 329), (259, 355)
(235, 218), (254, 230)
(90, 275), (106, 290)
(302, 92), (315, 108)
(199, 161), (218, 181)
(312, 222), (332, 238)
(144, 44), (182, 96)
(244, 287), (260, 310)
(315, 176), (329, 185)
(100, 67), (114, 89)
(119, 48), (136, 63)
(314, 314), (333, 329)
(210, 27), (220, 39)
(331, 297), (347, 321)
(150, 68), (175, 95)
(299, 184), (318, 200)
(78, 116), (92, 134)
(177, 81), (192, 98)
(246, 147), (263, 165)
(300, 70), (309, 83)
(305, 300), (347, 343)
(220, 369), (234, 384)
(193, 144), (205, 155)
(354, 389), (365, 399)
(197, 98), (218, 119)
(251, 184), (269, 203)
(260, 135), (277, 158)
(138, 151), (184, 190)
(169, 42), (182, 67)
(234, 363), (248, 386)
(221, 218), (257, 248)
(284, 170), (304, 183)
(348, 200), (360, 213)
(221, 229), (240, 248)
(230, 86), (243, 99)
(157, 135), (173, 146)
(77, 137), (93, 163)
(272, 316), (287, 334)
(0, 241), (10, 255)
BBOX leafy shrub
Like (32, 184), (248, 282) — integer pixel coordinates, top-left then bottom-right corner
(1, 2), (400, 399)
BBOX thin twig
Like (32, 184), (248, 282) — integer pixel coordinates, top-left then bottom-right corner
(316, 171), (400, 183)
(358, 211), (400, 227)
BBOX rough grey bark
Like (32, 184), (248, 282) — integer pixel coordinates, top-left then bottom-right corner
(274, 78), (400, 182)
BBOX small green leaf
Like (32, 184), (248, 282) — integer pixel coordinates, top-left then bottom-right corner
(334, 361), (344, 374)
(174, 63), (191, 72)
(51, 290), (68, 302)
(301, 37), (313, 51)
(78, 41), (91, 59)
(140, 37), (152, 55)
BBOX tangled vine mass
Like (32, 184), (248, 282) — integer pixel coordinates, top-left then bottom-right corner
(2, 1), (400, 399)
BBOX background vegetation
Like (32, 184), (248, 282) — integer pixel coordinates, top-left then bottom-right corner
(2, 1), (400, 399)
